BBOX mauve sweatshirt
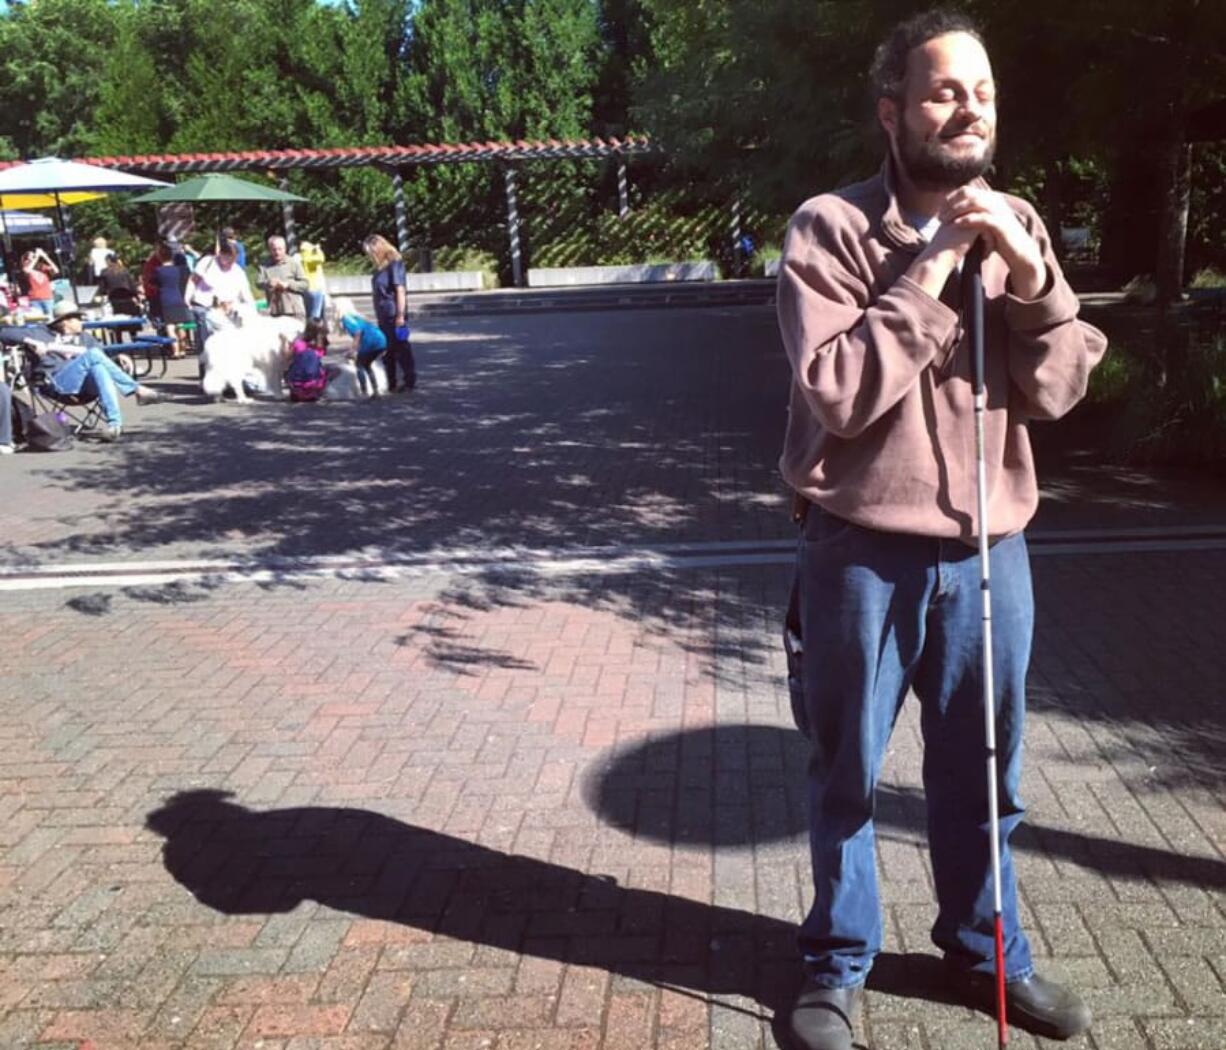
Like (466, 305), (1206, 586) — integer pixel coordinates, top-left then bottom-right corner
(777, 161), (1107, 545)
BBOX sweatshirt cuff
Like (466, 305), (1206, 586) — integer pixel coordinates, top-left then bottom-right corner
(1005, 270), (1079, 331)
(892, 274), (960, 366)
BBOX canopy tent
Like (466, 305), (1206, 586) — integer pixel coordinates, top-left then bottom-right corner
(128, 172), (306, 204)
(0, 158), (170, 303)
(0, 210), (56, 235)
(0, 157), (168, 209)
(0, 211), (56, 287)
(130, 172), (307, 257)
(0, 190), (105, 209)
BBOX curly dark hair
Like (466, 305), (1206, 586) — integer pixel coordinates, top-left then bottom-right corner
(869, 8), (985, 103)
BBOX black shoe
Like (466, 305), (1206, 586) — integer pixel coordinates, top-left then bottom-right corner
(958, 971), (1092, 1040)
(789, 977), (860, 1050)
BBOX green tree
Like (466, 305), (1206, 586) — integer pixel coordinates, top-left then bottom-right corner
(400, 0), (604, 277)
(0, 0), (117, 159)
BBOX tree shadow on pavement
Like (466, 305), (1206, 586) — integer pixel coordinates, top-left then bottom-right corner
(585, 726), (1226, 890)
(28, 312), (789, 562)
(28, 310), (792, 682)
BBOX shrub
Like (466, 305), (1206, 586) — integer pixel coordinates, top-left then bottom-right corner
(429, 247), (500, 288)
(1190, 267), (1226, 289)
(1091, 330), (1226, 470)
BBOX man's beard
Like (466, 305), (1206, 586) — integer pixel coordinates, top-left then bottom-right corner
(896, 120), (996, 190)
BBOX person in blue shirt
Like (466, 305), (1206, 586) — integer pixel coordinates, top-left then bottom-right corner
(361, 233), (416, 392)
(340, 311), (388, 398)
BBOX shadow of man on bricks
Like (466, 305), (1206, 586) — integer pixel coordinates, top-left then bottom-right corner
(147, 789), (814, 1022)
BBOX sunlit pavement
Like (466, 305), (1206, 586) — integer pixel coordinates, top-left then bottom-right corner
(1, 305), (1223, 1049)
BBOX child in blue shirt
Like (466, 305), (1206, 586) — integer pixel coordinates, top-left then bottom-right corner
(340, 312), (388, 398)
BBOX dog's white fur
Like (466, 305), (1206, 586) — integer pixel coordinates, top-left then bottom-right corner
(200, 306), (305, 403)
(324, 357), (388, 400)
(320, 297), (388, 400)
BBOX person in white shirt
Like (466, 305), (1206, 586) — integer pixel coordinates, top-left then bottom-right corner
(188, 238), (254, 337)
(89, 237), (111, 280)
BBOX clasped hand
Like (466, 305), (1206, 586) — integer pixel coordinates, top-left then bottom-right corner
(931, 187), (1046, 300)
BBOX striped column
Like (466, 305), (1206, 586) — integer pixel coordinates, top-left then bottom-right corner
(617, 156), (629, 219)
(504, 165), (523, 288)
(391, 170), (410, 256)
(729, 197), (744, 274)
(279, 177), (297, 252)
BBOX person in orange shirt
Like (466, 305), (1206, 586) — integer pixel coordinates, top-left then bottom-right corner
(19, 247), (58, 318)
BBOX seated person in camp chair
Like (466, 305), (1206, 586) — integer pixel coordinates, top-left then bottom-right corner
(0, 377), (14, 454)
(23, 301), (165, 442)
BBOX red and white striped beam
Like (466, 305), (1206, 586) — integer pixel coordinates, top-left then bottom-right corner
(0, 137), (657, 175)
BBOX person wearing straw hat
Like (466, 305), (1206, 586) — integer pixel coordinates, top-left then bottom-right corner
(25, 301), (165, 441)
(776, 11), (1107, 1050)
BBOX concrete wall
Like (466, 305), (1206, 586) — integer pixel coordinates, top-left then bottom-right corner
(326, 272), (485, 295)
(527, 261), (717, 288)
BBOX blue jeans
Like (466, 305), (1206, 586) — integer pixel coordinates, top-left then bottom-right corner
(49, 348), (138, 426)
(303, 290), (325, 320)
(377, 321), (416, 390)
(0, 381), (12, 446)
(795, 507), (1034, 988)
(355, 348), (384, 396)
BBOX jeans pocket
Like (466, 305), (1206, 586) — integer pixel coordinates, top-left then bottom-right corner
(802, 505), (857, 546)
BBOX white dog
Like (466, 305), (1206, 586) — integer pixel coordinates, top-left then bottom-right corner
(324, 357), (388, 400)
(200, 307), (305, 403)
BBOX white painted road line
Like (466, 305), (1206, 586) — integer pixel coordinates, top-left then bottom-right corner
(2, 527), (1224, 592)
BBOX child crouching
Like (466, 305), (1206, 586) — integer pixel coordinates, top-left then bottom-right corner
(285, 319), (330, 402)
(340, 311), (388, 398)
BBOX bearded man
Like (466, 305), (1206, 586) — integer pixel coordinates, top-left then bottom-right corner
(776, 10), (1106, 1049)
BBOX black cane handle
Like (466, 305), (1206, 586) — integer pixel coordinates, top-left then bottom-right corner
(963, 239), (986, 394)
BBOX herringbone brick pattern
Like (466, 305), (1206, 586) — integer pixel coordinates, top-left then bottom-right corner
(1, 550), (1224, 1050)
(2, 307), (1224, 1049)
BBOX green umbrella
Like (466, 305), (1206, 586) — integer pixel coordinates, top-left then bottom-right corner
(129, 172), (306, 204)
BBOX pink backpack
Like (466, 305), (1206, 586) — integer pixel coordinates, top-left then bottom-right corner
(286, 339), (327, 401)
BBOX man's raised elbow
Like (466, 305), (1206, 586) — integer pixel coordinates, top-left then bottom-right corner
(806, 396), (869, 439)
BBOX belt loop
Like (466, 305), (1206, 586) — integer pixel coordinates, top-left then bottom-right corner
(791, 492), (810, 525)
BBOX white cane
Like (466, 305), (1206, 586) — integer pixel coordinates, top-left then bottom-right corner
(964, 238), (1008, 1048)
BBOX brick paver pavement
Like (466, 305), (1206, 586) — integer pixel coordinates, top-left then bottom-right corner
(1, 305), (1224, 1050)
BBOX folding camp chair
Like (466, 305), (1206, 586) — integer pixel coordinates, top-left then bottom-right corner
(0, 331), (107, 436)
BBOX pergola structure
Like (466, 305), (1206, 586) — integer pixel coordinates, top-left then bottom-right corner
(4, 137), (658, 287)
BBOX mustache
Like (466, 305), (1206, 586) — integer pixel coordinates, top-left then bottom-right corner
(940, 121), (989, 140)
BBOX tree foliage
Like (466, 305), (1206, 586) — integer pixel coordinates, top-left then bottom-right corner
(0, 0), (1220, 283)
(633, 0), (1226, 280)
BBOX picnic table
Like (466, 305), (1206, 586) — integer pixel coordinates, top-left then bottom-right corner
(83, 316), (146, 344)
(83, 318), (174, 379)
(80, 321), (174, 382)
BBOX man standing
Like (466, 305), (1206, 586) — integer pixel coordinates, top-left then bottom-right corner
(777, 11), (1106, 1050)
(188, 239), (255, 339)
(257, 236), (308, 320)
